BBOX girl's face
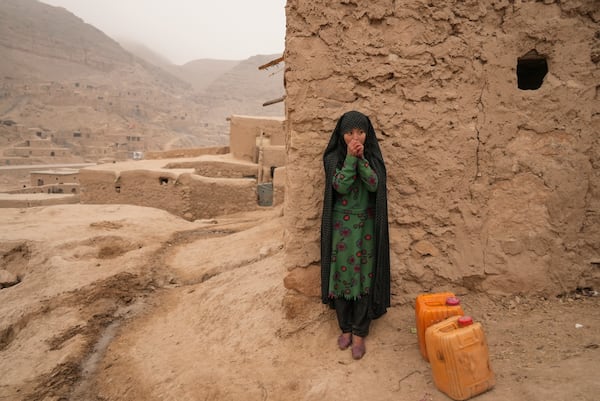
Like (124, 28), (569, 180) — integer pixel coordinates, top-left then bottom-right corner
(343, 128), (366, 145)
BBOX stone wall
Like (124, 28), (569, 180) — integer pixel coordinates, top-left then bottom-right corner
(283, 0), (599, 304)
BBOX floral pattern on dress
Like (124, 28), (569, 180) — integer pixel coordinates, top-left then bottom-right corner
(328, 154), (378, 300)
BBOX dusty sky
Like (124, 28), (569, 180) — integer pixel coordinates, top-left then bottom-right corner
(40, 0), (286, 65)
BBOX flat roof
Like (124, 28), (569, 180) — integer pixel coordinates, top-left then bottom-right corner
(30, 169), (79, 175)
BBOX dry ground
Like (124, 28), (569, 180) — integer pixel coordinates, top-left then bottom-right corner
(0, 204), (598, 401)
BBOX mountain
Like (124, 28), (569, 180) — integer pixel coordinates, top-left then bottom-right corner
(0, 0), (134, 80)
(177, 59), (242, 92)
(120, 40), (284, 108)
(194, 55), (285, 130)
(0, 0), (284, 170)
(117, 40), (174, 70)
(120, 40), (241, 92)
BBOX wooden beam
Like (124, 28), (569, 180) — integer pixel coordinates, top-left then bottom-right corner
(262, 95), (286, 107)
(258, 55), (285, 70)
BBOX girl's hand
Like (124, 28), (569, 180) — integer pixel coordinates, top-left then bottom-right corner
(347, 141), (358, 157)
(348, 140), (364, 158)
(355, 143), (364, 159)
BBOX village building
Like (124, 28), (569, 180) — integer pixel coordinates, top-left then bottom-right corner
(29, 168), (79, 194)
(77, 115), (286, 220)
(281, 0), (599, 317)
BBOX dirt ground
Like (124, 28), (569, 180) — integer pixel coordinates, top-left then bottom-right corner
(0, 204), (598, 401)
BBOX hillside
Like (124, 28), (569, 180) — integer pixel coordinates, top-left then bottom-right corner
(118, 41), (241, 92)
(177, 59), (242, 91)
(0, 0), (284, 175)
(193, 54), (285, 134)
(122, 40), (285, 133)
(0, 0), (133, 80)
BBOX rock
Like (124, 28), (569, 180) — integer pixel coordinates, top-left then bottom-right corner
(413, 240), (440, 257)
(0, 270), (19, 288)
(259, 246), (271, 258)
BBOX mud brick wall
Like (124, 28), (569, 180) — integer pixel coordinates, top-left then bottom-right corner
(283, 0), (600, 306)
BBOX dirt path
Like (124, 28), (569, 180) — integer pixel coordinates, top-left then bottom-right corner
(0, 205), (598, 401)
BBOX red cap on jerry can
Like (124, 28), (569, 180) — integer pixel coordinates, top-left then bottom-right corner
(458, 316), (473, 327)
(446, 296), (460, 306)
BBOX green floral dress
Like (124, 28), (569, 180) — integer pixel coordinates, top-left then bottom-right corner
(328, 154), (378, 300)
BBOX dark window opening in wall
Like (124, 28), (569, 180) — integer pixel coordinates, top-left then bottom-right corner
(270, 166), (276, 179)
(115, 186), (121, 193)
(50, 151), (55, 156)
(517, 49), (548, 90)
(159, 177), (169, 185)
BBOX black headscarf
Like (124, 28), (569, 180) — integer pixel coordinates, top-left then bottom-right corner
(321, 110), (390, 319)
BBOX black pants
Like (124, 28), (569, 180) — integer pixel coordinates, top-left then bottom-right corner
(334, 297), (371, 337)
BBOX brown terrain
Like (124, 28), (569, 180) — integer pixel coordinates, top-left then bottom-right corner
(1, 0), (599, 401)
(1, 204), (599, 401)
(0, 0), (284, 167)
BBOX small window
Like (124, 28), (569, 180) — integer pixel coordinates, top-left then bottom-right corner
(517, 50), (548, 90)
(159, 177), (169, 185)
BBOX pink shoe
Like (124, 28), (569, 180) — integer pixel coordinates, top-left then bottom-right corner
(352, 341), (366, 360)
(337, 334), (352, 350)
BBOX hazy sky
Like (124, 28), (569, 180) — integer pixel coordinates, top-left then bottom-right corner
(40, 0), (286, 65)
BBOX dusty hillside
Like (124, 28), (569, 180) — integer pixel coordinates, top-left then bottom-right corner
(0, 0), (284, 168)
(0, 0), (208, 160)
(119, 40), (241, 92)
(176, 59), (243, 92)
(0, 204), (598, 401)
(193, 54), (285, 133)
(0, 0), (133, 79)
(120, 41), (285, 145)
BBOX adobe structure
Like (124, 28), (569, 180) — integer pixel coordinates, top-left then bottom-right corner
(77, 115), (286, 220)
(0, 115), (286, 216)
(282, 0), (599, 312)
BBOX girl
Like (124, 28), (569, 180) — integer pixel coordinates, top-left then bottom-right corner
(321, 110), (391, 360)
